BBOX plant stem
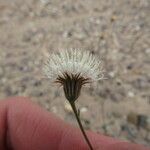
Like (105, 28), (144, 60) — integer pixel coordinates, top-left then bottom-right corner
(70, 102), (94, 150)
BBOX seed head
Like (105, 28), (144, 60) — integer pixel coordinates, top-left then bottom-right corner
(43, 49), (104, 102)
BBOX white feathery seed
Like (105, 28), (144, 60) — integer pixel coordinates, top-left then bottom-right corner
(43, 49), (104, 83)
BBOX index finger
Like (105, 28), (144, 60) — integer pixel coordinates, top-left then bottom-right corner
(0, 97), (149, 150)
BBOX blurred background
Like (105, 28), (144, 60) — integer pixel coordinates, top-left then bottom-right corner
(0, 0), (150, 146)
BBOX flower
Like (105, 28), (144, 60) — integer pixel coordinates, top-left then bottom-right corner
(43, 49), (104, 102)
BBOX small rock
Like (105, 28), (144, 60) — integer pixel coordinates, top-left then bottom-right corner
(110, 15), (117, 22)
(1, 78), (7, 84)
(137, 115), (148, 128)
(127, 112), (148, 128)
(145, 48), (150, 54)
(19, 66), (29, 72)
(127, 112), (138, 126)
(135, 25), (141, 31)
(5, 86), (18, 96)
(40, 0), (50, 5)
(103, 121), (121, 137)
(80, 107), (88, 113)
(116, 79), (122, 86)
(133, 78), (149, 89)
(127, 91), (135, 98)
(83, 119), (91, 129)
(32, 80), (41, 87)
(74, 31), (86, 40)
(64, 102), (73, 113)
(109, 71), (115, 78)
(126, 64), (133, 70)
(51, 106), (57, 113)
(121, 124), (138, 138)
(63, 30), (72, 38)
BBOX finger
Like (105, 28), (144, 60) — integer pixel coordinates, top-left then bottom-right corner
(0, 97), (99, 150)
(0, 97), (149, 150)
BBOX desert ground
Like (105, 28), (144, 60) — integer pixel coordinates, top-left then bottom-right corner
(0, 0), (150, 147)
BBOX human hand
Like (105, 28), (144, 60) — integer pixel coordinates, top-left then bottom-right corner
(0, 97), (149, 150)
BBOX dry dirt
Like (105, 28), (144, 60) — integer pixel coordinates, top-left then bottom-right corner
(0, 0), (150, 147)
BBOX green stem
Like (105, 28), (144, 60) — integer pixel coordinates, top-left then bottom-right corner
(70, 102), (94, 150)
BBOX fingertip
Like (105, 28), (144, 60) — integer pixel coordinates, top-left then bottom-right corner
(3, 97), (88, 150)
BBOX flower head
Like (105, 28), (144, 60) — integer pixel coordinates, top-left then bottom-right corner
(43, 49), (104, 102)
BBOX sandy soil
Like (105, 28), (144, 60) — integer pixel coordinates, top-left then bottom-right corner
(0, 0), (150, 147)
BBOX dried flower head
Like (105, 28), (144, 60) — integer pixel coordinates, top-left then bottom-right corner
(43, 49), (103, 150)
(43, 49), (104, 102)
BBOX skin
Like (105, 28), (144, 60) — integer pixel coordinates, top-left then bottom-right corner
(0, 97), (149, 150)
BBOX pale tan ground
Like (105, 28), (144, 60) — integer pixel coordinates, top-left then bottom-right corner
(0, 0), (150, 147)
